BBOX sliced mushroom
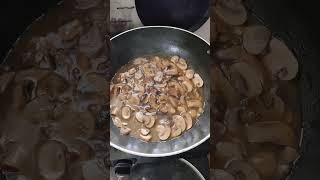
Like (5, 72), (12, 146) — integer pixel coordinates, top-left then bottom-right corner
(135, 112), (145, 123)
(133, 84), (145, 94)
(262, 38), (299, 80)
(37, 140), (67, 180)
(182, 112), (193, 130)
(229, 62), (263, 98)
(128, 68), (136, 75)
(139, 134), (152, 142)
(168, 96), (179, 108)
(243, 26), (271, 55)
(188, 109), (198, 119)
(111, 107), (120, 116)
(173, 115), (186, 132)
(226, 160), (260, 180)
(121, 106), (131, 119)
(154, 71), (164, 82)
(133, 57), (147, 65)
(181, 77), (194, 92)
(140, 128), (150, 136)
(144, 116), (156, 128)
(164, 62), (178, 75)
(171, 124), (182, 138)
(187, 99), (203, 108)
(166, 103), (176, 114)
(212, 169), (235, 180)
(177, 106), (187, 113)
(135, 69), (143, 79)
(120, 126), (131, 135)
(215, 141), (244, 168)
(176, 58), (188, 70)
(248, 151), (277, 177)
(170, 55), (179, 63)
(156, 125), (171, 141)
(112, 117), (122, 128)
(185, 69), (195, 79)
(245, 121), (297, 147)
(192, 73), (204, 87)
(214, 0), (247, 26)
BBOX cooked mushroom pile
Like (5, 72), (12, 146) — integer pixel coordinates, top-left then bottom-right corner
(0, 0), (109, 179)
(211, 0), (301, 180)
(111, 56), (204, 142)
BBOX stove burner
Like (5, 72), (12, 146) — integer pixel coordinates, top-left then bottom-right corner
(135, 0), (210, 32)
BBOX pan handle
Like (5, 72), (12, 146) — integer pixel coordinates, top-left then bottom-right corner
(112, 158), (137, 180)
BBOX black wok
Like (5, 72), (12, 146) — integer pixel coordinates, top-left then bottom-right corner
(110, 26), (211, 157)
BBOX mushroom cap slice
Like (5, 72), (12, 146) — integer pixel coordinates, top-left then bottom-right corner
(139, 134), (152, 142)
(171, 124), (182, 138)
(173, 115), (186, 132)
(176, 58), (188, 70)
(215, 141), (244, 168)
(120, 126), (131, 135)
(144, 116), (156, 128)
(37, 140), (67, 180)
(121, 106), (131, 119)
(245, 121), (297, 147)
(226, 160), (260, 180)
(185, 69), (195, 79)
(140, 128), (150, 136)
(135, 112), (144, 123)
(214, 0), (247, 26)
(112, 117), (122, 128)
(192, 73), (204, 87)
(156, 125), (171, 141)
(181, 112), (193, 130)
(170, 55), (179, 63)
(262, 38), (299, 80)
(212, 169), (235, 180)
(243, 26), (271, 55)
(248, 151), (277, 177)
(229, 62), (263, 98)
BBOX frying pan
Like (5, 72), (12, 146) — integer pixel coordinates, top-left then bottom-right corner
(110, 26), (211, 157)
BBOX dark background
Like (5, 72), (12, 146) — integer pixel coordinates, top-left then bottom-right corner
(0, 0), (320, 179)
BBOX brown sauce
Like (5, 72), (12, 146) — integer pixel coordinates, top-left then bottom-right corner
(110, 55), (204, 142)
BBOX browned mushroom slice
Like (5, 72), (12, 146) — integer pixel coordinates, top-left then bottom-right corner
(156, 125), (171, 141)
(229, 62), (263, 98)
(168, 96), (179, 108)
(112, 117), (122, 128)
(279, 146), (299, 164)
(120, 126), (131, 135)
(171, 124), (182, 138)
(154, 71), (164, 82)
(226, 160), (260, 180)
(111, 106), (120, 116)
(262, 38), (299, 80)
(215, 141), (244, 168)
(187, 99), (203, 108)
(176, 58), (188, 70)
(248, 151), (277, 177)
(243, 26), (271, 55)
(144, 116), (156, 128)
(121, 106), (131, 119)
(135, 69), (143, 79)
(164, 62), (178, 75)
(180, 77), (194, 92)
(37, 140), (67, 180)
(140, 128), (150, 136)
(212, 169), (235, 180)
(135, 112), (145, 123)
(185, 69), (195, 79)
(139, 134), (152, 142)
(173, 115), (186, 132)
(166, 103), (176, 114)
(245, 121), (297, 147)
(0, 72), (15, 93)
(214, 0), (247, 26)
(181, 112), (193, 130)
(188, 109), (198, 119)
(170, 55), (179, 63)
(192, 73), (204, 87)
